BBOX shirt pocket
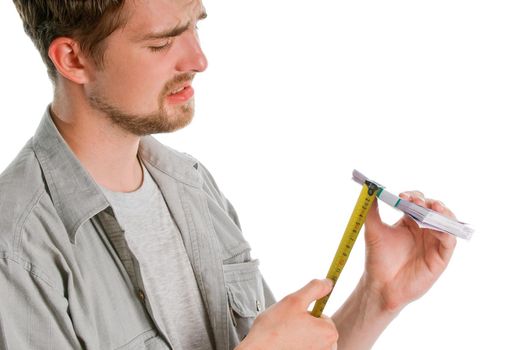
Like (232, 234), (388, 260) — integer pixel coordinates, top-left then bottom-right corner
(114, 329), (170, 350)
(223, 259), (266, 343)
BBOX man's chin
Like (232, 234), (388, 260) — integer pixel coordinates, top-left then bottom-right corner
(158, 100), (195, 132)
(145, 109), (194, 136)
(162, 113), (194, 134)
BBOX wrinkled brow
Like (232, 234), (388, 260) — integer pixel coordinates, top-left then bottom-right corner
(137, 10), (207, 41)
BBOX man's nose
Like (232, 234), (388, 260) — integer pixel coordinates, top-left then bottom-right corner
(174, 30), (208, 73)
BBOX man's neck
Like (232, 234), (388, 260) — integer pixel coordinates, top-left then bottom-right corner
(50, 97), (144, 193)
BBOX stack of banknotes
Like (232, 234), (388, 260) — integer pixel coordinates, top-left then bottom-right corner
(352, 170), (474, 240)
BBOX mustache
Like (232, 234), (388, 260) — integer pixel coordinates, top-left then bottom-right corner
(163, 73), (195, 94)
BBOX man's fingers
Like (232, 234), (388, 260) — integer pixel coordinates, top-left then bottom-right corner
(400, 190), (425, 201)
(400, 191), (426, 207)
(428, 199), (457, 219)
(319, 314), (339, 348)
(401, 192), (457, 219)
(401, 192), (458, 260)
(289, 279), (333, 310)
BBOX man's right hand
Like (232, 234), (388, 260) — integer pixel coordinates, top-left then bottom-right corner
(237, 279), (339, 350)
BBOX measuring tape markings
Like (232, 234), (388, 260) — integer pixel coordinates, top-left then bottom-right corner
(310, 181), (380, 318)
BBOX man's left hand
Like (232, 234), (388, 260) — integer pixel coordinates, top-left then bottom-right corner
(362, 190), (458, 313)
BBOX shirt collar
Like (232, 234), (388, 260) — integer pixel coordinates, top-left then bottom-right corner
(32, 107), (202, 243)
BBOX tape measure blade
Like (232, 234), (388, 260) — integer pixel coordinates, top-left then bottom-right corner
(311, 182), (378, 317)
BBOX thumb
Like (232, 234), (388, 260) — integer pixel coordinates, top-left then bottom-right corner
(364, 198), (387, 245)
(291, 279), (333, 309)
(365, 198), (382, 233)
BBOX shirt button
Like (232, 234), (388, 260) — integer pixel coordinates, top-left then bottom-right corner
(137, 290), (145, 302)
(256, 300), (262, 312)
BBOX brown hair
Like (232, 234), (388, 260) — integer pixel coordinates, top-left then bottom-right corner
(12, 0), (129, 81)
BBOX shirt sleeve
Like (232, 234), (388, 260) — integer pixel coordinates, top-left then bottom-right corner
(0, 254), (83, 350)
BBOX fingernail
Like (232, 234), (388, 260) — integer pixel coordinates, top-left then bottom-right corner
(432, 201), (444, 211)
(324, 278), (334, 287)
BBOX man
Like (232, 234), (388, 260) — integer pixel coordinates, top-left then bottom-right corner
(0, 1), (457, 349)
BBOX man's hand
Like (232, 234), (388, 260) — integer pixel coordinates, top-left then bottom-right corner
(331, 191), (458, 350)
(363, 191), (458, 312)
(238, 279), (339, 350)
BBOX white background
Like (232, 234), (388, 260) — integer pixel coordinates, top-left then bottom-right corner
(1, 1), (526, 349)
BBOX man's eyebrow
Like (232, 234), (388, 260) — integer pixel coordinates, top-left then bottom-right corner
(138, 11), (207, 41)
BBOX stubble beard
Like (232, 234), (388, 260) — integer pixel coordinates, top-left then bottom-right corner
(88, 74), (195, 136)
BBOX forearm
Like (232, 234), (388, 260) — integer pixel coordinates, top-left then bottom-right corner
(332, 276), (400, 350)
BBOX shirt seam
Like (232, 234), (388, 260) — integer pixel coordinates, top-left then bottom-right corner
(198, 187), (230, 350)
(0, 252), (60, 293)
(114, 328), (158, 350)
(13, 189), (46, 254)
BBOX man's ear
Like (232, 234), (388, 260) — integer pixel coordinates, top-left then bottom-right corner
(48, 37), (93, 84)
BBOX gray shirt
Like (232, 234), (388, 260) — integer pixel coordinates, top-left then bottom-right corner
(0, 108), (275, 350)
(101, 162), (214, 349)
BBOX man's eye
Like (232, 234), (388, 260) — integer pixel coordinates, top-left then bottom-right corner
(148, 42), (170, 52)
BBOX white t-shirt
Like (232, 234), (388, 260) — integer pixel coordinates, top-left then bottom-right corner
(101, 162), (214, 350)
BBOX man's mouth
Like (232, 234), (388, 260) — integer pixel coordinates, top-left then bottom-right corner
(170, 87), (186, 94)
(166, 84), (194, 103)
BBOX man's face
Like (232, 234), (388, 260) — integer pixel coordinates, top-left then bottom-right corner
(86, 0), (208, 136)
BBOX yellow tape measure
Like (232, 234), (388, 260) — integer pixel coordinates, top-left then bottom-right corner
(311, 180), (379, 317)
